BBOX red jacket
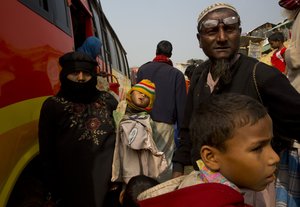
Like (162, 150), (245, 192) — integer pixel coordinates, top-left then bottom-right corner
(138, 183), (252, 207)
(271, 47), (287, 73)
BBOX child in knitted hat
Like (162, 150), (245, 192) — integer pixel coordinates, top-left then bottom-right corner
(112, 79), (168, 185)
(113, 79), (155, 126)
(126, 79), (155, 113)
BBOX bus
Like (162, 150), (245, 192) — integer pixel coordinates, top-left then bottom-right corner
(0, 0), (131, 206)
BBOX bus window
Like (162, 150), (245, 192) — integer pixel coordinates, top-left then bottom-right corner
(103, 29), (112, 73)
(116, 44), (126, 75)
(19, 0), (71, 35)
(53, 0), (71, 34)
(90, 5), (102, 40)
(107, 31), (120, 71)
(122, 52), (130, 78)
(19, 0), (52, 20)
(70, 1), (90, 49)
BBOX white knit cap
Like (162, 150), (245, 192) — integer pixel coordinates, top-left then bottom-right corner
(197, 3), (238, 24)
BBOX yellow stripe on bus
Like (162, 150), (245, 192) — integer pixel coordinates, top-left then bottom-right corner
(0, 97), (49, 134)
(0, 143), (39, 207)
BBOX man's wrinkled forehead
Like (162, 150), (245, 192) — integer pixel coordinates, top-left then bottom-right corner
(197, 3), (238, 24)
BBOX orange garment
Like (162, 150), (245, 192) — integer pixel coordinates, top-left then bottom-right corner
(185, 79), (190, 93)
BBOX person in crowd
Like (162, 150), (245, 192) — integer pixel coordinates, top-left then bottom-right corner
(138, 94), (279, 207)
(120, 175), (159, 207)
(172, 2), (300, 206)
(184, 64), (196, 92)
(277, 1), (300, 206)
(172, 63), (196, 149)
(268, 32), (287, 74)
(184, 64), (196, 81)
(77, 36), (102, 60)
(279, 0), (300, 93)
(137, 40), (187, 182)
(77, 36), (120, 100)
(38, 51), (118, 207)
(111, 79), (167, 184)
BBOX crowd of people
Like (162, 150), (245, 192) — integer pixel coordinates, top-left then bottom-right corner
(38, 1), (300, 207)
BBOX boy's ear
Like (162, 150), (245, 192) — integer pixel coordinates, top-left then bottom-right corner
(200, 145), (221, 171)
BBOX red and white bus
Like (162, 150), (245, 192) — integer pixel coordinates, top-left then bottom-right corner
(0, 0), (131, 205)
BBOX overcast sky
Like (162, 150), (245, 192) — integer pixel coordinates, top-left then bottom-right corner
(101, 0), (286, 67)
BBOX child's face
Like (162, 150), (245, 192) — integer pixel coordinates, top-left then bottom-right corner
(216, 115), (280, 191)
(131, 90), (150, 108)
(268, 40), (280, 49)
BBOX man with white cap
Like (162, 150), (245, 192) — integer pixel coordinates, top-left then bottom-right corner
(172, 2), (300, 206)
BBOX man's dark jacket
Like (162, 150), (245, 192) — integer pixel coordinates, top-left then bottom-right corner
(172, 54), (300, 172)
(137, 61), (187, 130)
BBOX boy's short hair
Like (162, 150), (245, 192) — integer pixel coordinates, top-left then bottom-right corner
(123, 175), (159, 207)
(268, 32), (285, 42)
(189, 93), (268, 152)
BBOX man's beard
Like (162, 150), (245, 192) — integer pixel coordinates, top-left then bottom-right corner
(211, 59), (232, 84)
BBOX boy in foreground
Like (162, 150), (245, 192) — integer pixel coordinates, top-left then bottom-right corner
(137, 93), (280, 206)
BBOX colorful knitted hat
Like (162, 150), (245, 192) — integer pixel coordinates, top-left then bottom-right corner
(126, 79), (156, 112)
(197, 3), (238, 24)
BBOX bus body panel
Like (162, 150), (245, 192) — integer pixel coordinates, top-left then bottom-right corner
(0, 1), (73, 108)
(0, 1), (72, 205)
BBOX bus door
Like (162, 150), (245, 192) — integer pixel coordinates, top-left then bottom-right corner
(69, 0), (108, 75)
(69, 0), (94, 50)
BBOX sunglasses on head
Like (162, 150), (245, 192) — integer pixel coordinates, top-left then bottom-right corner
(200, 16), (240, 30)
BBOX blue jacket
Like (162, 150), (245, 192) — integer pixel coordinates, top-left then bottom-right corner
(137, 61), (187, 130)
